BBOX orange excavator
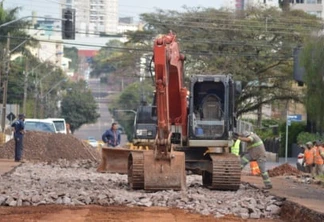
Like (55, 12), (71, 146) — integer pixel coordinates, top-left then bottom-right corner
(99, 32), (242, 191)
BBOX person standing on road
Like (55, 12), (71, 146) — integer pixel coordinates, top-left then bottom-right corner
(234, 131), (273, 189)
(11, 114), (25, 162)
(314, 141), (324, 176)
(303, 141), (316, 177)
(102, 122), (121, 147)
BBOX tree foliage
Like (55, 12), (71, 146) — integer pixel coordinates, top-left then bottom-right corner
(109, 80), (154, 141)
(125, 7), (321, 119)
(60, 81), (100, 134)
(300, 36), (324, 133)
(63, 47), (78, 70)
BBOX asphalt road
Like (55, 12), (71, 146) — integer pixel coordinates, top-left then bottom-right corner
(73, 79), (128, 144)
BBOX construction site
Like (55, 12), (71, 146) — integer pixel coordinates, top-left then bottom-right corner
(0, 131), (323, 222)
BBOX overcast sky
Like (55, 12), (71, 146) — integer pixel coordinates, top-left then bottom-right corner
(4, 0), (224, 20)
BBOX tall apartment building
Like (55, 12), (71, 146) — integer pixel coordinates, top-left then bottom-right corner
(290, 0), (323, 18)
(62, 0), (118, 35)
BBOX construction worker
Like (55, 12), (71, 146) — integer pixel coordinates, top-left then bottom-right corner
(303, 141), (316, 177)
(314, 141), (324, 176)
(231, 138), (241, 156)
(11, 114), (26, 162)
(102, 122), (121, 147)
(234, 131), (272, 189)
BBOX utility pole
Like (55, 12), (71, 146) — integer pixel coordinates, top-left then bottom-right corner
(1, 33), (10, 132)
(23, 57), (28, 114)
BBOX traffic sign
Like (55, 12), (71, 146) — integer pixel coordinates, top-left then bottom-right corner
(7, 112), (16, 121)
(287, 114), (302, 121)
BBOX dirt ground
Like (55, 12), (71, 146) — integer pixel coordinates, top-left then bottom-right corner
(242, 175), (324, 215)
(0, 205), (284, 222)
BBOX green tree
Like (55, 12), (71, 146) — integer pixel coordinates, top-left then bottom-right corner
(109, 80), (154, 141)
(124, 7), (321, 125)
(60, 81), (100, 134)
(63, 47), (78, 70)
(300, 36), (324, 134)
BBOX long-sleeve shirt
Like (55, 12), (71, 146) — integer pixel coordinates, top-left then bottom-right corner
(102, 128), (120, 147)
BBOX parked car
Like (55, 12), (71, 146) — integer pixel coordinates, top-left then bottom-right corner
(87, 136), (98, 148)
(46, 118), (67, 134)
(24, 119), (57, 133)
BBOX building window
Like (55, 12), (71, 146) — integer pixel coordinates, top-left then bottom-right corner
(66, 0), (72, 3)
(306, 0), (316, 3)
(295, 0), (304, 3)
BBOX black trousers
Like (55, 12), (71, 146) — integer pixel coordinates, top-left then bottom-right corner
(14, 135), (23, 161)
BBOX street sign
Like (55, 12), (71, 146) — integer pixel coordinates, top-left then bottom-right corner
(6, 112), (16, 121)
(287, 114), (302, 121)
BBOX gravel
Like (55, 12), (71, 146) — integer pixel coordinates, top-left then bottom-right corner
(0, 159), (283, 219)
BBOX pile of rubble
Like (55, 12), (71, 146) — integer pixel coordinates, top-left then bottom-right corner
(268, 163), (301, 177)
(0, 160), (283, 220)
(0, 132), (100, 162)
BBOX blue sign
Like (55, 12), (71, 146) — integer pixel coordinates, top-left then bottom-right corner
(287, 114), (302, 121)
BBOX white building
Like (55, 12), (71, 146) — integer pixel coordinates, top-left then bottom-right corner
(290, 0), (324, 18)
(223, 0), (279, 10)
(62, 0), (119, 36)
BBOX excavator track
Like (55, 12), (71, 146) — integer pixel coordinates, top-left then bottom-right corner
(202, 153), (241, 191)
(128, 151), (144, 189)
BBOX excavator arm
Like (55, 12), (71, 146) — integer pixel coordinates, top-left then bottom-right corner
(153, 32), (188, 158)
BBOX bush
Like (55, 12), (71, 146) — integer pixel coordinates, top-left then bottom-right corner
(279, 121), (306, 157)
(297, 132), (324, 144)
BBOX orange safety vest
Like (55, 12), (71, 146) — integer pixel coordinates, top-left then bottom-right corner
(315, 146), (324, 165)
(304, 147), (316, 165)
(250, 161), (261, 176)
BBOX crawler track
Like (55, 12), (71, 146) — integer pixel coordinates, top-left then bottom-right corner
(203, 153), (241, 191)
(128, 151), (144, 189)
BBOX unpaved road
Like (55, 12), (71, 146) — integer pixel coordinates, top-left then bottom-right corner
(0, 205), (283, 222)
(242, 175), (324, 214)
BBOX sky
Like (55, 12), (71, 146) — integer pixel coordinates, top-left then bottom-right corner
(4, 0), (225, 20)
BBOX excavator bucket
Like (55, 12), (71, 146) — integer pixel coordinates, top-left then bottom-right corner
(97, 147), (143, 174)
(128, 150), (186, 191)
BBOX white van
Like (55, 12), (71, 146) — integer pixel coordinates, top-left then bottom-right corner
(46, 118), (67, 134)
(24, 118), (58, 133)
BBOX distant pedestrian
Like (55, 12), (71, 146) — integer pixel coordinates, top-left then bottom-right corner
(303, 141), (316, 178)
(235, 131), (273, 189)
(11, 114), (25, 162)
(102, 122), (121, 147)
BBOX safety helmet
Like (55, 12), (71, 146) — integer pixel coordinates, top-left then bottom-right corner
(242, 131), (251, 137)
(306, 141), (313, 147)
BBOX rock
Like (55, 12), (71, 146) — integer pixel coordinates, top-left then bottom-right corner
(0, 196), (6, 205)
(240, 213), (250, 219)
(62, 196), (71, 205)
(17, 198), (22, 207)
(9, 200), (17, 206)
(250, 209), (261, 219)
(56, 197), (63, 204)
(31, 195), (41, 203)
(22, 201), (31, 206)
(266, 204), (281, 214)
(5, 196), (14, 206)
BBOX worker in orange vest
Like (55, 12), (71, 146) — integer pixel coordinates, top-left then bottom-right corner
(303, 141), (316, 177)
(314, 141), (324, 176)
